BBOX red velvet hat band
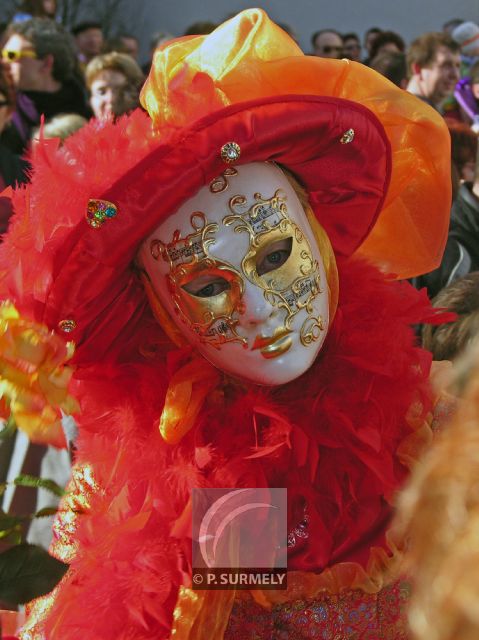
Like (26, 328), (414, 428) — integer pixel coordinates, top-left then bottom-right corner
(43, 94), (390, 348)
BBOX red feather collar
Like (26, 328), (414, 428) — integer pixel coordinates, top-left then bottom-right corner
(40, 256), (441, 638)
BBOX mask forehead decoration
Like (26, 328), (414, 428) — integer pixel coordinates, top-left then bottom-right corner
(149, 212), (246, 349)
(209, 167), (238, 194)
(223, 186), (324, 347)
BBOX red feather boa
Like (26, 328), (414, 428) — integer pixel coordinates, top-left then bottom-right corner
(30, 255), (444, 639)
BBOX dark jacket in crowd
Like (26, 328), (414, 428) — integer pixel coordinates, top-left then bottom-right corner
(25, 75), (91, 121)
(0, 76), (91, 155)
(0, 143), (29, 234)
(413, 182), (479, 298)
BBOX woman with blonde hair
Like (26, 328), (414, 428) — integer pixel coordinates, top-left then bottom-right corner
(85, 51), (144, 120)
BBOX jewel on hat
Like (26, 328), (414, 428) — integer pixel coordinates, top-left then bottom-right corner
(220, 142), (241, 164)
(86, 199), (118, 229)
(58, 318), (77, 333)
(340, 128), (355, 144)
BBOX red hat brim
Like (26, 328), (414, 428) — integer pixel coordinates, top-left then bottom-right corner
(42, 94), (390, 352)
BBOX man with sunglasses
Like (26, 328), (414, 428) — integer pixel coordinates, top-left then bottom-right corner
(0, 18), (90, 154)
(311, 29), (344, 58)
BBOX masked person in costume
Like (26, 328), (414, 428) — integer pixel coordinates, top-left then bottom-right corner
(0, 9), (452, 640)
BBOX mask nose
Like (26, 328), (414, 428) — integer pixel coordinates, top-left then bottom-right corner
(237, 281), (276, 327)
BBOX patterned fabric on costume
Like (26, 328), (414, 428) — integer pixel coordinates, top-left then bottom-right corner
(225, 579), (410, 639)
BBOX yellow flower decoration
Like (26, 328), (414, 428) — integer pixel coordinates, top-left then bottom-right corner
(0, 303), (79, 447)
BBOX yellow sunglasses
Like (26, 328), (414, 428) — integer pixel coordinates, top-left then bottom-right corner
(1, 49), (37, 62)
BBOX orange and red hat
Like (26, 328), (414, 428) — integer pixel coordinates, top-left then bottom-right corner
(0, 9), (451, 363)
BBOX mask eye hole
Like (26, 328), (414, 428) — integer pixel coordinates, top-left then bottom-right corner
(256, 237), (292, 276)
(182, 275), (231, 298)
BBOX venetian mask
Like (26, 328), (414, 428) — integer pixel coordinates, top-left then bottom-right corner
(138, 162), (331, 385)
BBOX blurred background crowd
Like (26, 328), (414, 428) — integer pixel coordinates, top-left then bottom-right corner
(1, 2), (479, 638)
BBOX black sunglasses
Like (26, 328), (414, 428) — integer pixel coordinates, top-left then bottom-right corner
(0, 99), (9, 108)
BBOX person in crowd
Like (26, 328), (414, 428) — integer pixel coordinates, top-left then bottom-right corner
(451, 20), (479, 76)
(11, 0), (57, 22)
(363, 26), (382, 64)
(141, 30), (174, 75)
(369, 30), (405, 60)
(412, 124), (479, 298)
(441, 22), (479, 119)
(395, 337), (479, 640)
(0, 65), (28, 234)
(443, 17), (464, 36)
(71, 21), (104, 69)
(1, 9), (452, 640)
(454, 60), (479, 130)
(0, 22), (8, 47)
(0, 18), (90, 154)
(183, 21), (217, 36)
(118, 33), (139, 60)
(104, 33), (139, 60)
(406, 32), (461, 114)
(342, 32), (362, 61)
(449, 121), (478, 184)
(85, 51), (144, 120)
(276, 22), (300, 46)
(311, 28), (343, 58)
(370, 51), (408, 88)
(422, 272), (479, 362)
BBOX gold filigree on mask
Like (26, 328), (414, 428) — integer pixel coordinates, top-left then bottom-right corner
(150, 212), (215, 265)
(150, 212), (246, 349)
(223, 189), (323, 347)
(300, 315), (324, 345)
(209, 167), (238, 194)
(226, 189), (289, 236)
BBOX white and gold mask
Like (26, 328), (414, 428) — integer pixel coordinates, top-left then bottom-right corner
(139, 162), (331, 385)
